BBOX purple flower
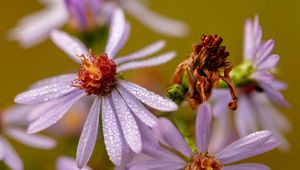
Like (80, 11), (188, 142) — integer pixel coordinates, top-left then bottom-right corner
(14, 9), (177, 168)
(9, 0), (188, 47)
(56, 156), (92, 170)
(123, 102), (279, 170)
(0, 105), (56, 170)
(211, 16), (290, 151)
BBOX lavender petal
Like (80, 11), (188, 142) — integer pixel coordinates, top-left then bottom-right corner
(29, 73), (76, 89)
(227, 137), (279, 162)
(111, 23), (131, 59)
(250, 71), (273, 84)
(256, 54), (279, 70)
(117, 85), (158, 127)
(195, 102), (212, 153)
(129, 159), (185, 170)
(14, 82), (76, 104)
(102, 96), (123, 165)
(111, 90), (142, 153)
(2, 105), (33, 125)
(142, 144), (185, 165)
(105, 8), (127, 58)
(76, 97), (101, 168)
(8, 1), (68, 47)
(235, 95), (258, 137)
(0, 140), (4, 160)
(243, 19), (254, 60)
(117, 51), (176, 73)
(152, 118), (193, 158)
(119, 80), (178, 112)
(253, 40), (274, 66)
(259, 83), (290, 107)
(50, 30), (89, 62)
(27, 90), (85, 134)
(114, 40), (166, 64)
(1, 137), (23, 170)
(216, 130), (273, 164)
(122, 0), (188, 37)
(223, 163), (270, 170)
(57, 156), (92, 170)
(4, 128), (56, 149)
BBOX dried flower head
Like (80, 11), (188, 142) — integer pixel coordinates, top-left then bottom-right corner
(171, 35), (238, 110)
(73, 51), (117, 95)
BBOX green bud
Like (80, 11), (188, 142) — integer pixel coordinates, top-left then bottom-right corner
(219, 61), (255, 88)
(167, 84), (188, 104)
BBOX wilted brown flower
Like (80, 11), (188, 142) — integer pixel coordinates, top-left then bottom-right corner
(171, 35), (238, 110)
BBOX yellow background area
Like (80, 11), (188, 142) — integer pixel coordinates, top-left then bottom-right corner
(0, 0), (299, 169)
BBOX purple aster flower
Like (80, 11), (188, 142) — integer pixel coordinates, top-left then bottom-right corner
(56, 156), (92, 170)
(123, 102), (279, 170)
(9, 0), (188, 47)
(14, 9), (177, 168)
(211, 16), (290, 151)
(0, 105), (56, 170)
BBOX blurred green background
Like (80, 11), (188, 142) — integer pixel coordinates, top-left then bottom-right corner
(0, 0), (299, 169)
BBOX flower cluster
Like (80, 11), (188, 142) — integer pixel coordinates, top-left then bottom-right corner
(1, 1), (290, 170)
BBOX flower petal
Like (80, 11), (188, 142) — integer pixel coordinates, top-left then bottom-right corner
(76, 97), (101, 168)
(102, 96), (123, 165)
(14, 82), (76, 104)
(57, 156), (92, 170)
(152, 118), (193, 158)
(110, 23), (131, 59)
(209, 113), (235, 154)
(8, 1), (68, 47)
(2, 105), (33, 126)
(129, 159), (185, 170)
(216, 130), (274, 164)
(117, 51), (176, 73)
(235, 95), (258, 137)
(4, 128), (56, 149)
(256, 54), (279, 70)
(29, 73), (76, 89)
(1, 137), (23, 170)
(259, 83), (290, 107)
(50, 29), (89, 62)
(253, 95), (290, 151)
(122, 0), (189, 37)
(195, 102), (212, 153)
(223, 163), (270, 170)
(243, 16), (262, 61)
(0, 140), (4, 160)
(105, 8), (127, 58)
(114, 40), (166, 64)
(243, 19), (253, 60)
(119, 80), (178, 112)
(117, 85), (157, 127)
(27, 90), (85, 134)
(250, 71), (273, 84)
(111, 90), (142, 153)
(253, 39), (274, 66)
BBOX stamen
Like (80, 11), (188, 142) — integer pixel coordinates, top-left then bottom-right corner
(184, 153), (222, 170)
(73, 52), (117, 95)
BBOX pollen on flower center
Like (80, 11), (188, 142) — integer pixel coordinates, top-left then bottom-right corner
(184, 154), (222, 170)
(73, 53), (117, 96)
